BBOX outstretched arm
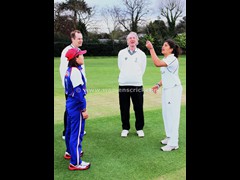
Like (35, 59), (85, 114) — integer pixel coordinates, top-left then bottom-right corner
(145, 40), (167, 67)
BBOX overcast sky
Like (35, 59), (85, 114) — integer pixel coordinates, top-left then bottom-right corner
(54, 0), (186, 33)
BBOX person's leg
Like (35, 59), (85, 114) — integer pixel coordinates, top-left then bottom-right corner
(69, 109), (82, 166)
(166, 86), (182, 147)
(162, 88), (170, 137)
(119, 86), (131, 130)
(131, 86), (144, 131)
(63, 110), (67, 136)
(63, 93), (68, 138)
(65, 106), (71, 155)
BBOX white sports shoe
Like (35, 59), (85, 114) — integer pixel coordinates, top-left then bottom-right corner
(161, 137), (170, 145)
(80, 161), (90, 166)
(136, 130), (144, 137)
(62, 136), (65, 140)
(161, 145), (179, 152)
(121, 130), (129, 137)
(68, 161), (91, 170)
(84, 131), (86, 135)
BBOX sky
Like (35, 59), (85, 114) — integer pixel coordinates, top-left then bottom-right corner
(54, 0), (186, 33)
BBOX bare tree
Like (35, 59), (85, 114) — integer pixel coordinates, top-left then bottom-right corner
(78, 5), (96, 31)
(101, 7), (120, 41)
(159, 0), (185, 37)
(115, 0), (150, 33)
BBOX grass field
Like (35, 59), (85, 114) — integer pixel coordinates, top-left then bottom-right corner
(54, 55), (186, 180)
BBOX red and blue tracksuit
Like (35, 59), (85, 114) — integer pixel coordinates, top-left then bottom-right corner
(64, 65), (87, 166)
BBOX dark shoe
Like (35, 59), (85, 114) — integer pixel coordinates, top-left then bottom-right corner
(80, 151), (84, 157)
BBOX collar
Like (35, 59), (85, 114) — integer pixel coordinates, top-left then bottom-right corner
(127, 47), (137, 55)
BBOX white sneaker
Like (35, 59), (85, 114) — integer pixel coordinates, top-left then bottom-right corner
(81, 161), (91, 167)
(161, 137), (169, 145)
(161, 145), (179, 152)
(136, 130), (144, 137)
(62, 136), (65, 140)
(84, 131), (86, 135)
(69, 161), (91, 170)
(121, 130), (129, 137)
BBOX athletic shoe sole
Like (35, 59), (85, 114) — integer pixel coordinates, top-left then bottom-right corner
(161, 146), (179, 151)
(68, 164), (90, 170)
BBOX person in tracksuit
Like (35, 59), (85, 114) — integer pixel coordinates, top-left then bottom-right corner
(146, 39), (183, 152)
(64, 47), (90, 170)
(59, 30), (87, 140)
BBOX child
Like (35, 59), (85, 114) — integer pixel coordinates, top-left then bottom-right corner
(64, 47), (90, 170)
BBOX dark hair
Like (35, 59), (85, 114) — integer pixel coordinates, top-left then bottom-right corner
(165, 39), (182, 58)
(70, 30), (82, 39)
(68, 56), (79, 67)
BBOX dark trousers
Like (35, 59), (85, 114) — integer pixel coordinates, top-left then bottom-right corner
(119, 86), (144, 131)
(63, 93), (68, 136)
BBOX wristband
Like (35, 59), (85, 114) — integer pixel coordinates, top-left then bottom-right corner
(156, 83), (161, 88)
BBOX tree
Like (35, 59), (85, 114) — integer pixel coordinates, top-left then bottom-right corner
(78, 20), (88, 38)
(54, 2), (61, 33)
(58, 0), (92, 29)
(114, 0), (150, 33)
(159, 0), (185, 38)
(54, 2), (75, 36)
(146, 20), (168, 42)
(174, 32), (186, 49)
(101, 7), (120, 41)
(175, 16), (186, 34)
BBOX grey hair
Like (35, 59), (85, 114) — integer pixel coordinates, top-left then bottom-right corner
(126, 31), (139, 45)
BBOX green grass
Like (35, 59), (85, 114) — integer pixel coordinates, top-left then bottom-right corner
(54, 55), (186, 122)
(54, 55), (186, 179)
